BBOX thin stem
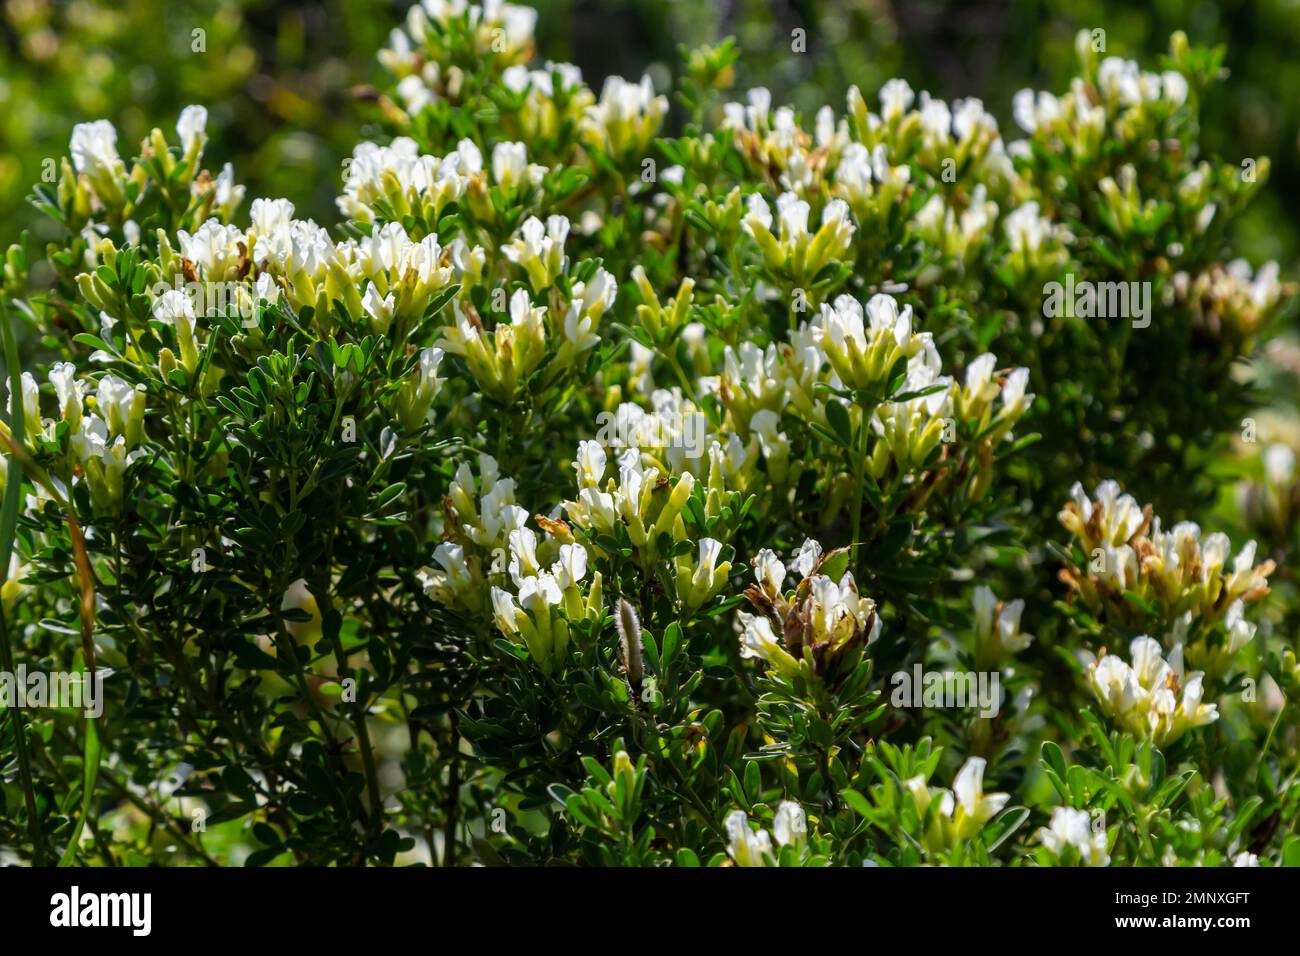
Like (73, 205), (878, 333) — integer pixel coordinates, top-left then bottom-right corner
(849, 399), (874, 575)
(663, 348), (701, 410)
(442, 711), (461, 866)
(311, 488), (384, 849)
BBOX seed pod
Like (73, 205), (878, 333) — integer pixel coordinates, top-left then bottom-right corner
(616, 597), (644, 692)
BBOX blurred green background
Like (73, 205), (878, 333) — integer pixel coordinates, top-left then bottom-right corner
(3, 0), (1297, 272)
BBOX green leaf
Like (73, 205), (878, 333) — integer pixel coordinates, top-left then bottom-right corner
(72, 333), (116, 355)
(1041, 741), (1067, 781)
(840, 788), (873, 819)
(824, 399), (853, 447)
(1283, 836), (1300, 868)
(985, 807), (1029, 852)
(661, 621), (682, 667)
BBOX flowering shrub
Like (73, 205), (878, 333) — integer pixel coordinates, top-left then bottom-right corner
(0, 2), (1295, 868)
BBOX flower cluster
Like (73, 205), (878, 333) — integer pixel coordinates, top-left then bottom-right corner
(1059, 480), (1273, 673)
(419, 453), (523, 612)
(379, 0), (539, 107)
(741, 192), (855, 285)
(738, 539), (880, 682)
(562, 442), (700, 567)
(724, 802), (807, 867)
(903, 757), (1010, 851)
(581, 75), (668, 161)
(336, 137), (478, 226)
(1036, 807), (1110, 867)
(7, 364), (147, 516)
(1086, 636), (1219, 746)
(489, 531), (602, 675)
(1172, 259), (1285, 341)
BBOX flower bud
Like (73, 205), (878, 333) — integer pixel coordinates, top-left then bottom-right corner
(616, 597), (644, 692)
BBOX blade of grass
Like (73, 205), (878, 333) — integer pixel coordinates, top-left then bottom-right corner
(0, 303), (101, 865)
(0, 299), (44, 864)
(56, 504), (101, 866)
(57, 693), (101, 867)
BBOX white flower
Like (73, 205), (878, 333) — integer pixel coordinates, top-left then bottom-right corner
(905, 774), (954, 818)
(507, 526), (542, 584)
(1090, 654), (1141, 715)
(952, 756), (1010, 831)
(751, 548), (786, 599)
(212, 163), (245, 211)
(1038, 806), (1110, 866)
(999, 367), (1033, 419)
(724, 810), (773, 867)
(490, 586), (520, 636)
(153, 288), (196, 327)
(1012, 89), (1061, 134)
(152, 288), (201, 372)
(793, 538), (823, 578)
(552, 543), (588, 589)
(834, 143), (875, 204)
(577, 486), (617, 529)
(177, 219), (246, 280)
(1060, 479), (1145, 548)
(49, 362), (83, 429)
(176, 105), (209, 159)
(742, 193), (773, 235)
(1224, 600), (1256, 655)
(583, 74), (667, 155)
(693, 538), (724, 591)
(1087, 636), (1219, 745)
(396, 74), (436, 114)
(737, 612), (797, 675)
(280, 578), (322, 643)
(971, 585), (1032, 663)
(1161, 71), (1189, 107)
(503, 215), (569, 291)
(997, 599), (1030, 652)
(96, 374), (142, 440)
(1263, 444), (1295, 487)
(362, 283), (396, 332)
(518, 571), (563, 613)
(490, 141), (544, 189)
(71, 414), (108, 463)
(434, 542), (473, 588)
(964, 353), (998, 401)
(70, 119), (121, 177)
(773, 801), (806, 848)
(879, 79), (914, 123)
(416, 346), (444, 395)
(1098, 57), (1142, 104)
(775, 192), (810, 240)
(1005, 201), (1052, 256)
(561, 268), (615, 356)
(573, 440), (607, 488)
(807, 572), (879, 648)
